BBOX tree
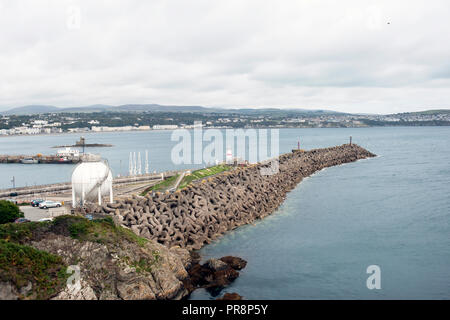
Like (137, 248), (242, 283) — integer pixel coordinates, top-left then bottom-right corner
(0, 200), (24, 224)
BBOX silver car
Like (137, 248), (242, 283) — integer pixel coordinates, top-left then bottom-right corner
(39, 200), (62, 209)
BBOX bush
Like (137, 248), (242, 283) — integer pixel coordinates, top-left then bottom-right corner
(0, 239), (68, 299)
(0, 200), (24, 224)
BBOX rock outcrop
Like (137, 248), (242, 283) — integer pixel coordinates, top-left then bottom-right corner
(0, 216), (191, 300)
(184, 256), (248, 297)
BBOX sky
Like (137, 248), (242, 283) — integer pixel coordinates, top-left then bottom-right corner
(0, 0), (449, 114)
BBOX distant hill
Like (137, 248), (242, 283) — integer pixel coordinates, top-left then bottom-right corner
(3, 103), (446, 116)
(1, 105), (60, 115)
(0, 104), (345, 115)
(395, 109), (450, 115)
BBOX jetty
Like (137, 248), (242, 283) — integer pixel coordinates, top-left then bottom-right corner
(0, 154), (81, 164)
(86, 144), (376, 250)
(52, 137), (113, 148)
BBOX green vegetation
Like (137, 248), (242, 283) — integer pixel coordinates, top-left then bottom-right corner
(53, 215), (148, 247)
(123, 250), (161, 274)
(178, 165), (231, 189)
(0, 200), (24, 224)
(0, 215), (157, 299)
(0, 215), (149, 247)
(0, 240), (68, 299)
(140, 174), (179, 195)
(0, 220), (49, 243)
(140, 165), (231, 196)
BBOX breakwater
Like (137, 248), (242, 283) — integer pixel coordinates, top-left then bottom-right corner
(94, 144), (376, 250)
(0, 154), (80, 164)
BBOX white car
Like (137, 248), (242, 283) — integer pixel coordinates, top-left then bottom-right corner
(39, 200), (62, 209)
(38, 217), (54, 222)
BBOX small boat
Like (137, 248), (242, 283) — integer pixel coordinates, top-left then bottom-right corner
(20, 158), (38, 164)
(58, 157), (71, 163)
(57, 147), (80, 157)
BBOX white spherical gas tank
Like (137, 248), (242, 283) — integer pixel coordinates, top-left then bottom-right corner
(71, 160), (113, 205)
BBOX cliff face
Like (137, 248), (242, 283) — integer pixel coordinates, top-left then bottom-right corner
(0, 216), (191, 300)
(95, 144), (376, 250)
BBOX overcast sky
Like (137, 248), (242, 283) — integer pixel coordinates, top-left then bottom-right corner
(0, 0), (449, 114)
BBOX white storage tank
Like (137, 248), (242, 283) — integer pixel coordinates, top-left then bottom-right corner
(71, 155), (113, 207)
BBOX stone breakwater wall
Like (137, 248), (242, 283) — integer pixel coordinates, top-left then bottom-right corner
(95, 144), (375, 250)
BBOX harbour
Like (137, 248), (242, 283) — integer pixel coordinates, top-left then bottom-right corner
(1, 127), (449, 299)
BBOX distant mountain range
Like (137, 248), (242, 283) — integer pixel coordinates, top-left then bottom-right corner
(0, 104), (346, 115)
(1, 104), (449, 116)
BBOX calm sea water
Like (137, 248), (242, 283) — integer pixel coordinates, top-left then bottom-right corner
(191, 127), (450, 299)
(1, 127), (449, 299)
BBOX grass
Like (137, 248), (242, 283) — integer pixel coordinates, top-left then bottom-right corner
(0, 240), (68, 300)
(0, 216), (155, 299)
(53, 215), (149, 247)
(0, 220), (50, 244)
(141, 165), (232, 195)
(0, 215), (149, 247)
(126, 250), (161, 273)
(178, 165), (231, 189)
(140, 174), (179, 195)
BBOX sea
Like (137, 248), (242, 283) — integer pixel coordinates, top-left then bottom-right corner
(1, 127), (449, 299)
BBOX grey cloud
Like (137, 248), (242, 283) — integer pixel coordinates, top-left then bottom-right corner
(0, 0), (449, 113)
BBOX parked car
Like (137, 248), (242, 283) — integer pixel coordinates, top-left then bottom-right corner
(38, 217), (53, 222)
(39, 200), (62, 209)
(31, 199), (44, 207)
(14, 218), (30, 223)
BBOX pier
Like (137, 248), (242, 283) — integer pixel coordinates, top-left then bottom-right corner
(0, 154), (81, 164)
(91, 144), (377, 250)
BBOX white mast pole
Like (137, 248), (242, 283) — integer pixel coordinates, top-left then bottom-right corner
(129, 152), (133, 176)
(145, 150), (149, 174)
(133, 152), (137, 176)
(137, 152), (142, 175)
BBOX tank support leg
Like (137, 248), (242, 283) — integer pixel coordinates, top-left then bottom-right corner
(72, 182), (76, 208)
(81, 183), (85, 207)
(109, 183), (113, 203)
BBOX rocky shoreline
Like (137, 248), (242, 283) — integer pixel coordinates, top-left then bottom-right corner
(0, 215), (246, 300)
(93, 144), (376, 251)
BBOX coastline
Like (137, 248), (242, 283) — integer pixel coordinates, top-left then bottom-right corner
(1, 125), (448, 140)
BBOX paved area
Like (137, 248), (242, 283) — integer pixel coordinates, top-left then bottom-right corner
(21, 205), (51, 221)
